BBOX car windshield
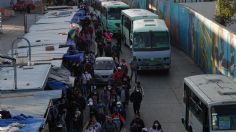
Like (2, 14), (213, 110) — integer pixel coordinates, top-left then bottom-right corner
(94, 60), (114, 70)
(107, 7), (128, 20)
(211, 105), (236, 130)
(133, 31), (170, 51)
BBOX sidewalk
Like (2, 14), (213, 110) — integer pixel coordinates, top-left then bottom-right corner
(0, 13), (41, 55)
(0, 13), (24, 55)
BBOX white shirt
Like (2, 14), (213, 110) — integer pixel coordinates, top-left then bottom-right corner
(82, 73), (92, 84)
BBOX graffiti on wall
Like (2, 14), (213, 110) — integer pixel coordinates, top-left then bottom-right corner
(129, 0), (236, 79)
(161, 0), (236, 79)
(122, 0), (145, 8)
(146, 0), (236, 79)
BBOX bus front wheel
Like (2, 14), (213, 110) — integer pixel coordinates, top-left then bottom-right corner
(188, 126), (193, 132)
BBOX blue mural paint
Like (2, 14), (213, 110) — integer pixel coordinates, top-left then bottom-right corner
(131, 0), (236, 79)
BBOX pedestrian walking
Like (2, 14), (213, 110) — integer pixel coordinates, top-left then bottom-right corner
(148, 120), (163, 132)
(105, 43), (112, 57)
(120, 59), (128, 76)
(120, 86), (126, 109)
(130, 114), (145, 132)
(84, 115), (102, 132)
(130, 56), (139, 82)
(114, 32), (122, 52)
(102, 115), (117, 132)
(71, 109), (82, 132)
(97, 40), (105, 57)
(100, 86), (111, 112)
(130, 88), (143, 115)
(81, 71), (92, 96)
(111, 111), (126, 131)
(134, 81), (144, 97)
(112, 44), (120, 63)
(112, 67), (124, 83)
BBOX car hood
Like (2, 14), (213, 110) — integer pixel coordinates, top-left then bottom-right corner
(94, 69), (113, 76)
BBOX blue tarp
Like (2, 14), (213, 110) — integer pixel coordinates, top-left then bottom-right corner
(71, 9), (86, 23)
(47, 81), (66, 90)
(63, 51), (84, 62)
(0, 114), (44, 132)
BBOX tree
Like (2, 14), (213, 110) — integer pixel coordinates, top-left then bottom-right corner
(215, 0), (236, 26)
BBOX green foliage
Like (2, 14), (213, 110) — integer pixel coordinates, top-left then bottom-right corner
(215, 0), (236, 26)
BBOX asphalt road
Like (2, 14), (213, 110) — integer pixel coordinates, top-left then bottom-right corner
(0, 10), (204, 132)
(119, 45), (203, 132)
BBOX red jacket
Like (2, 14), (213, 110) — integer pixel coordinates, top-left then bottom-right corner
(105, 32), (112, 42)
(112, 70), (124, 81)
(111, 113), (126, 124)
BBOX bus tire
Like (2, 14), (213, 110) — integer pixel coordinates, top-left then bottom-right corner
(188, 126), (193, 132)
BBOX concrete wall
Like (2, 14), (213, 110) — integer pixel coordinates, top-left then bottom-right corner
(0, 0), (16, 8)
(157, 0), (236, 80)
(130, 0), (236, 80)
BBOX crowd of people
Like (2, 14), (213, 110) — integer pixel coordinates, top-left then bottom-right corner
(48, 2), (164, 132)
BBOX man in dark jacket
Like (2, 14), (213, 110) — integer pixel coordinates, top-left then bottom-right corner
(130, 56), (139, 82)
(130, 114), (145, 132)
(105, 43), (112, 57)
(130, 89), (142, 115)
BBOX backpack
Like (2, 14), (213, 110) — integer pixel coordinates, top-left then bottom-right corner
(112, 117), (121, 128)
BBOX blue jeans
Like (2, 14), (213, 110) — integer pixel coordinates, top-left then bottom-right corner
(82, 84), (87, 96)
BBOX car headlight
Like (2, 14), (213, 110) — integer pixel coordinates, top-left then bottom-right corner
(94, 74), (101, 78)
(163, 57), (170, 63)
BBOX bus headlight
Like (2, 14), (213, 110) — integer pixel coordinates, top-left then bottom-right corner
(163, 57), (170, 63)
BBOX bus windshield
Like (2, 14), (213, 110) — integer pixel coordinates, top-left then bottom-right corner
(133, 31), (170, 51)
(211, 105), (236, 130)
(107, 8), (127, 20)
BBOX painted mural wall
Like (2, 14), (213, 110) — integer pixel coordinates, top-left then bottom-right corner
(158, 0), (236, 79)
(130, 0), (236, 80)
(121, 0), (147, 9)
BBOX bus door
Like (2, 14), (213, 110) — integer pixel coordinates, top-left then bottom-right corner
(122, 15), (131, 46)
(188, 90), (204, 132)
(184, 84), (190, 130)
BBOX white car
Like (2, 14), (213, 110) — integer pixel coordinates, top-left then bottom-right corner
(94, 57), (116, 85)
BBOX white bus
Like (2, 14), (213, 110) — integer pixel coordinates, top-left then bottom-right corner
(121, 9), (159, 47)
(132, 19), (171, 70)
(100, 1), (129, 33)
(183, 74), (236, 132)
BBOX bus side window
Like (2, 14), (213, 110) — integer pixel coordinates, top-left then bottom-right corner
(124, 16), (131, 31)
(183, 84), (188, 104)
(189, 91), (206, 124)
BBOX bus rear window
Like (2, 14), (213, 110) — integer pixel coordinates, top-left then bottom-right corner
(107, 8), (128, 20)
(211, 105), (236, 130)
(133, 31), (170, 51)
